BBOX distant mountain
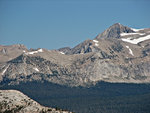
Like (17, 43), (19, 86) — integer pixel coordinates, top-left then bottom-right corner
(0, 44), (27, 63)
(0, 23), (150, 87)
(95, 23), (135, 39)
(0, 90), (71, 113)
(58, 47), (71, 54)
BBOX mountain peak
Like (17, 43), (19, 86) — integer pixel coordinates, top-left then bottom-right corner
(96, 23), (135, 39)
(109, 23), (129, 29)
(112, 23), (122, 26)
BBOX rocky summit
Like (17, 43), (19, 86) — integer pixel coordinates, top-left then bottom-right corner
(0, 90), (71, 113)
(0, 23), (150, 87)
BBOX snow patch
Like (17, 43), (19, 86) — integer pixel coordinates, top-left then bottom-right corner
(126, 46), (134, 56)
(33, 67), (39, 72)
(120, 32), (145, 36)
(60, 51), (65, 54)
(93, 40), (99, 46)
(25, 49), (43, 55)
(93, 40), (99, 43)
(95, 43), (99, 46)
(131, 28), (145, 32)
(122, 35), (150, 44)
(38, 49), (43, 52)
(1, 65), (9, 75)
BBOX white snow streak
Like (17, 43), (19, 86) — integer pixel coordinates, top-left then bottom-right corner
(93, 40), (99, 43)
(120, 32), (145, 36)
(93, 40), (99, 46)
(126, 46), (134, 56)
(95, 43), (99, 46)
(131, 28), (145, 32)
(38, 49), (43, 52)
(60, 51), (65, 54)
(1, 65), (9, 75)
(33, 67), (39, 72)
(25, 49), (43, 55)
(122, 35), (150, 44)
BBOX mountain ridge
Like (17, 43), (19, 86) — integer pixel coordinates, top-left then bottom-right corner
(0, 23), (150, 87)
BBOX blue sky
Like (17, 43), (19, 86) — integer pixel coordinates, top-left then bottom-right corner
(0, 0), (150, 50)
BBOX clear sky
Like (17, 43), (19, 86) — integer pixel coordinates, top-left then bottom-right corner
(0, 0), (150, 50)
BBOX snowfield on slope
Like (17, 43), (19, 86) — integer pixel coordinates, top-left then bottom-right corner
(131, 28), (145, 32)
(126, 46), (134, 56)
(120, 32), (145, 36)
(122, 35), (150, 44)
(93, 40), (99, 46)
(25, 49), (43, 55)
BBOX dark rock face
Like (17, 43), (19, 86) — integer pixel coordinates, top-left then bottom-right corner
(58, 47), (71, 54)
(67, 40), (95, 54)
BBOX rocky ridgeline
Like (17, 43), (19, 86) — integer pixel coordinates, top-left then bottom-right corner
(0, 90), (71, 113)
(0, 23), (150, 87)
